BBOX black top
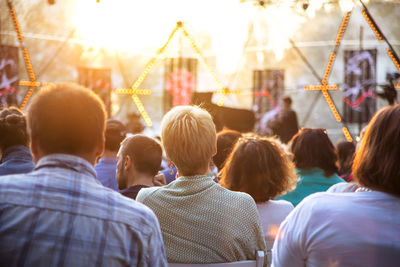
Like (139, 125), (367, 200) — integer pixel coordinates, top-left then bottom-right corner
(120, 184), (150, 200)
(270, 109), (299, 143)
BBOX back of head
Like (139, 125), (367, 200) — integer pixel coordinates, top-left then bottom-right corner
(353, 104), (400, 197)
(0, 107), (29, 150)
(213, 129), (242, 170)
(336, 140), (355, 175)
(161, 105), (216, 176)
(105, 119), (126, 152)
(282, 95), (292, 106)
(220, 134), (296, 202)
(291, 128), (338, 176)
(120, 134), (162, 176)
(27, 83), (106, 156)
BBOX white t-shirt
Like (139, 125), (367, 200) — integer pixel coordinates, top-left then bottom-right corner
(327, 182), (359, 193)
(272, 191), (400, 267)
(257, 200), (294, 250)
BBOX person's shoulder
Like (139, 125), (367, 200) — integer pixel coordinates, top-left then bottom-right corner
(112, 190), (159, 224)
(327, 182), (359, 193)
(269, 199), (295, 209)
(301, 191), (338, 203)
(136, 186), (162, 202)
(218, 185), (254, 201)
(0, 172), (34, 187)
(219, 187), (260, 213)
(296, 191), (358, 212)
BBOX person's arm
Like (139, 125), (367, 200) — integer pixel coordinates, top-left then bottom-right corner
(272, 202), (308, 267)
(144, 214), (168, 266)
(240, 195), (267, 260)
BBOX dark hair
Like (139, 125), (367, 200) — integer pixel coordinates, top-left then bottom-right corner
(0, 107), (29, 150)
(27, 83), (106, 155)
(220, 134), (296, 202)
(120, 134), (162, 176)
(282, 96), (292, 106)
(336, 140), (355, 175)
(213, 129), (242, 170)
(291, 128), (338, 176)
(353, 105), (400, 197)
(105, 119), (126, 151)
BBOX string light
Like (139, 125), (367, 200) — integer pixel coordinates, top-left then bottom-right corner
(180, 26), (228, 106)
(302, 11), (353, 141)
(361, 9), (383, 42)
(304, 85), (337, 90)
(361, 8), (400, 73)
(8, 1), (37, 111)
(116, 23), (181, 127)
(342, 127), (353, 142)
(117, 21), (229, 126)
(335, 11), (351, 46)
(115, 89), (152, 95)
(132, 95), (153, 127)
(387, 49), (400, 72)
(213, 89), (243, 95)
(19, 81), (53, 87)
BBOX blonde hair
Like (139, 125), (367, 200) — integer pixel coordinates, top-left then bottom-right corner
(161, 105), (216, 175)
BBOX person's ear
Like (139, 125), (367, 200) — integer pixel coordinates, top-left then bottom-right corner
(124, 155), (132, 171)
(95, 137), (105, 159)
(30, 138), (40, 164)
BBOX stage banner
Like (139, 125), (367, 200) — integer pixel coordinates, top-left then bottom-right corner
(0, 45), (19, 107)
(78, 67), (112, 116)
(343, 49), (377, 123)
(252, 69), (284, 134)
(164, 58), (197, 113)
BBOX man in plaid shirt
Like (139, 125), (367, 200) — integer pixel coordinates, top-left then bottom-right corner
(0, 83), (167, 266)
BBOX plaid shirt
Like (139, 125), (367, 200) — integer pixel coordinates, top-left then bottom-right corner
(0, 154), (167, 267)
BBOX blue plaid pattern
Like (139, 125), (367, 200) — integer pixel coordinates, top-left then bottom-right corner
(0, 154), (167, 267)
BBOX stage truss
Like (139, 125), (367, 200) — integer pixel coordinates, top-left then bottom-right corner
(6, 0), (400, 135)
(301, 1), (400, 142)
(115, 21), (240, 127)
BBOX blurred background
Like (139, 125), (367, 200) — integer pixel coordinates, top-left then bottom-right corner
(0, 0), (399, 142)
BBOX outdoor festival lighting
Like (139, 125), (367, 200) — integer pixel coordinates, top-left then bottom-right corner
(342, 127), (353, 142)
(360, 2), (400, 73)
(335, 11), (350, 46)
(319, 11), (351, 123)
(303, 10), (353, 142)
(115, 89), (152, 95)
(116, 23), (181, 127)
(180, 26), (233, 106)
(304, 85), (338, 90)
(361, 9), (383, 41)
(7, 0), (37, 111)
(387, 49), (400, 72)
(117, 21), (239, 116)
(19, 81), (53, 87)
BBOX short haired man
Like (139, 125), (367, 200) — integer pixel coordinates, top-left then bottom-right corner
(95, 119), (126, 190)
(0, 83), (167, 266)
(117, 134), (163, 200)
(137, 105), (266, 264)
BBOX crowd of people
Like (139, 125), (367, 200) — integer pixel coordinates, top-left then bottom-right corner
(0, 82), (399, 266)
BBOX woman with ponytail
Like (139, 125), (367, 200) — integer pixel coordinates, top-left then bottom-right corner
(0, 107), (34, 175)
